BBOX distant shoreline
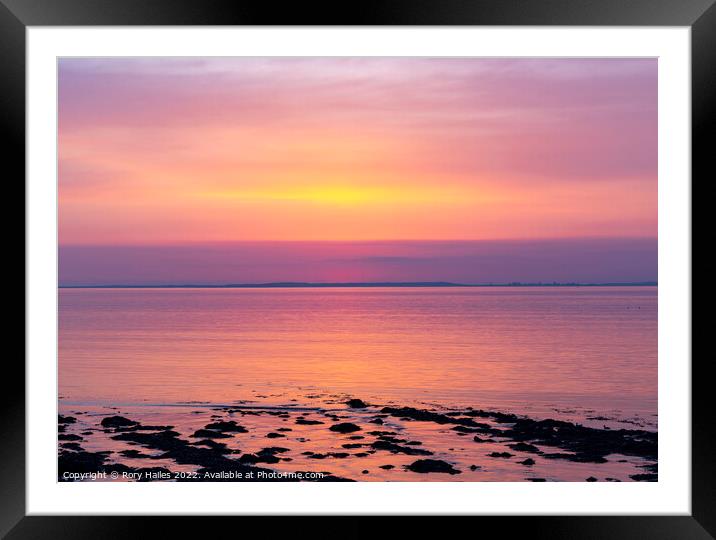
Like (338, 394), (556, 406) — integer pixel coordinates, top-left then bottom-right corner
(58, 281), (658, 289)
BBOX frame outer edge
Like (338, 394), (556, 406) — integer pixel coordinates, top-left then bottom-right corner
(0, 0), (715, 26)
(7, 0), (710, 535)
(691, 1), (716, 538)
(0, 0), (27, 538)
(1, 516), (716, 539)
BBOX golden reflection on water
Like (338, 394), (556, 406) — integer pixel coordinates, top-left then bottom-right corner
(59, 286), (656, 415)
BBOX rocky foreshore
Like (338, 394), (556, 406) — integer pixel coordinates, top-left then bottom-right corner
(58, 396), (657, 482)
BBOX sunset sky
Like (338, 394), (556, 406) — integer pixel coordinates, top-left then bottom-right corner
(58, 58), (657, 285)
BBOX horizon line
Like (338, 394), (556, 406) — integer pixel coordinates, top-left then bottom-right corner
(58, 281), (658, 289)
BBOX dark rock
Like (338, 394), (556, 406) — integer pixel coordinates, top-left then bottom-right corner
(377, 434), (408, 444)
(451, 424), (493, 433)
(346, 399), (369, 408)
(191, 439), (232, 453)
(461, 409), (520, 423)
(504, 417), (657, 461)
(329, 422), (361, 434)
(296, 418), (324, 425)
(191, 429), (232, 439)
(111, 429), (249, 473)
(542, 452), (608, 464)
(469, 464), (481, 471)
(266, 432), (286, 438)
(112, 424), (175, 433)
(61, 442), (83, 451)
(379, 464), (395, 470)
(204, 420), (248, 433)
(308, 452), (349, 460)
(508, 442), (541, 453)
(630, 473), (658, 481)
(369, 418), (384, 425)
(58, 434), (83, 441)
(58, 415), (77, 425)
(405, 459), (461, 475)
(100, 416), (139, 428)
(519, 458), (536, 466)
(488, 452), (513, 458)
(58, 449), (109, 478)
(119, 449), (153, 458)
(342, 443), (363, 449)
(112, 430), (183, 450)
(239, 453), (280, 465)
(362, 470), (369, 474)
(382, 406), (481, 427)
(258, 447), (289, 455)
(371, 440), (432, 456)
(59, 451), (171, 482)
(586, 477), (598, 482)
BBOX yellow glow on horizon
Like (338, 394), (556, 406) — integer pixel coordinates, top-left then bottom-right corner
(199, 182), (478, 206)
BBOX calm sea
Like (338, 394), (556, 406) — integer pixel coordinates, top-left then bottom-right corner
(58, 286), (657, 419)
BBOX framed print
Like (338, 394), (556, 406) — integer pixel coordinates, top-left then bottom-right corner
(7, 0), (711, 537)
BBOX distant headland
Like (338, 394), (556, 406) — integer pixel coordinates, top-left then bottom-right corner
(59, 281), (658, 289)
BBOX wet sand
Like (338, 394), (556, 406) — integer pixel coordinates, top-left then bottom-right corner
(58, 390), (657, 482)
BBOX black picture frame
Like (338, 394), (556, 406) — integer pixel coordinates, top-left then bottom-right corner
(5, 0), (710, 537)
